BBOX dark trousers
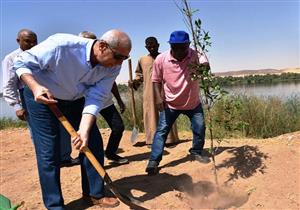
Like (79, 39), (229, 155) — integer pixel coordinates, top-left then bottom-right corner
(99, 104), (125, 156)
(24, 87), (104, 210)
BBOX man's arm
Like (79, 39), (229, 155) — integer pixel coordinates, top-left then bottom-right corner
(128, 59), (143, 90)
(111, 82), (125, 113)
(2, 57), (26, 120)
(20, 72), (95, 152)
(73, 113), (96, 150)
(153, 82), (164, 112)
(79, 69), (120, 150)
(152, 55), (164, 111)
(134, 60), (143, 86)
(20, 73), (57, 104)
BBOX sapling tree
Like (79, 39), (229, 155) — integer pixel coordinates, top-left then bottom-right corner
(176, 0), (228, 185)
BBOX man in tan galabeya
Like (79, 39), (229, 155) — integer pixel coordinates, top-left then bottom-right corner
(129, 36), (179, 146)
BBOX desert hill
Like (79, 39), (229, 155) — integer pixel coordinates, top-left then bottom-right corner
(214, 67), (300, 77)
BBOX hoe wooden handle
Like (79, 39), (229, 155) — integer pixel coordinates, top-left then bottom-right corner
(48, 103), (106, 178)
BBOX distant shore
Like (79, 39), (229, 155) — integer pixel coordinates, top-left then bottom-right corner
(214, 67), (300, 77)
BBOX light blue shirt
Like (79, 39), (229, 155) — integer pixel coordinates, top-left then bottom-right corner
(14, 33), (121, 116)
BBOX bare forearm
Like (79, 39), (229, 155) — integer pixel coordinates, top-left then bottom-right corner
(111, 82), (122, 102)
(153, 82), (164, 111)
(79, 113), (96, 134)
(153, 82), (163, 103)
(20, 73), (41, 91)
(111, 82), (126, 113)
(74, 113), (97, 150)
(20, 73), (57, 104)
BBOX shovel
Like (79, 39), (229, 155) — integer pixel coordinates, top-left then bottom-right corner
(0, 194), (24, 210)
(48, 104), (148, 210)
(128, 58), (139, 144)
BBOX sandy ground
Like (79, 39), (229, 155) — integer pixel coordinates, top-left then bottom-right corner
(0, 128), (299, 210)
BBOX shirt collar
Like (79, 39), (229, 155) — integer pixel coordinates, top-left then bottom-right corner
(167, 48), (192, 62)
(86, 39), (97, 64)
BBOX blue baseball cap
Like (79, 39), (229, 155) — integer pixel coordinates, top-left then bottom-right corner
(168, 30), (190, 44)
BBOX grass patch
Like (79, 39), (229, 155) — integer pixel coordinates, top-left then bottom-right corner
(0, 117), (27, 130)
(210, 95), (300, 138)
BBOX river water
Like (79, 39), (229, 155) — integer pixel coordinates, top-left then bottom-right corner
(1, 81), (299, 119)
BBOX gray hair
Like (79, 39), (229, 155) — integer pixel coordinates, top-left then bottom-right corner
(78, 31), (97, 39)
(17, 29), (37, 38)
(100, 29), (131, 51)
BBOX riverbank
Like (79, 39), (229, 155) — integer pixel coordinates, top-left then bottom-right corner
(1, 128), (299, 209)
(2, 94), (300, 139)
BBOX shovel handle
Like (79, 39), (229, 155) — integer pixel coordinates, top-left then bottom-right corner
(128, 59), (137, 127)
(48, 104), (106, 178)
(49, 103), (148, 209)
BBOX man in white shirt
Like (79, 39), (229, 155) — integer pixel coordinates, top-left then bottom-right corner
(2, 29), (80, 168)
(14, 29), (131, 210)
(2, 29), (37, 120)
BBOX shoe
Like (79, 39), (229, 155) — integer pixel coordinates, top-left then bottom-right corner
(145, 160), (159, 175)
(60, 157), (80, 168)
(83, 195), (120, 208)
(165, 142), (178, 148)
(106, 154), (129, 164)
(190, 153), (211, 164)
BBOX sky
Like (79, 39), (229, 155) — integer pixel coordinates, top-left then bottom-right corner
(0, 0), (299, 87)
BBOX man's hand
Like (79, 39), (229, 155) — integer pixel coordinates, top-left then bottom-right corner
(156, 101), (165, 112)
(117, 99), (126, 114)
(15, 108), (27, 121)
(20, 73), (57, 104)
(74, 113), (96, 151)
(156, 96), (165, 112)
(72, 129), (89, 151)
(128, 79), (140, 90)
(32, 86), (57, 104)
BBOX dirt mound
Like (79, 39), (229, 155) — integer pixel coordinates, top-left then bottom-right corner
(0, 128), (299, 209)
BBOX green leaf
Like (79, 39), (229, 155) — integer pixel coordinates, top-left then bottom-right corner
(192, 9), (200, 13)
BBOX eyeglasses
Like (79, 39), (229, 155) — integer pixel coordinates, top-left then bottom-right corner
(106, 43), (129, 60)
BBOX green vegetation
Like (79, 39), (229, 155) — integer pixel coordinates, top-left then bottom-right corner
(2, 92), (299, 139)
(0, 117), (27, 130)
(97, 90), (144, 132)
(96, 93), (300, 139)
(215, 73), (300, 86)
(210, 95), (300, 138)
(116, 83), (129, 93)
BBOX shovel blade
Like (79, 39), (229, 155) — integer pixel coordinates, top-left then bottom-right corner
(104, 175), (148, 210)
(130, 127), (139, 144)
